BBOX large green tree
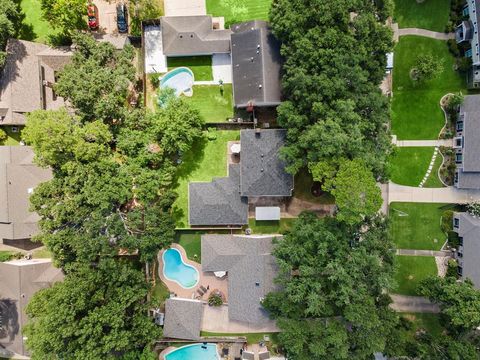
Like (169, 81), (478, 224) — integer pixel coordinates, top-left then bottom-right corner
(0, 0), (22, 68)
(40, 0), (86, 35)
(24, 259), (160, 360)
(270, 0), (393, 178)
(263, 212), (398, 359)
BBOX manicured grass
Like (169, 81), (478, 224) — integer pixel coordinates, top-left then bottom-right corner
(200, 331), (279, 345)
(20, 0), (57, 43)
(32, 247), (52, 259)
(183, 85), (233, 122)
(0, 126), (22, 145)
(389, 202), (455, 250)
(175, 231), (202, 262)
(248, 218), (296, 234)
(0, 251), (15, 262)
(389, 147), (435, 187)
(391, 36), (467, 140)
(394, 255), (437, 296)
(167, 56), (213, 81)
(393, 0), (450, 32)
(206, 0), (271, 26)
(293, 169), (335, 204)
(151, 280), (170, 303)
(401, 312), (443, 338)
(172, 130), (240, 227)
(423, 150), (445, 188)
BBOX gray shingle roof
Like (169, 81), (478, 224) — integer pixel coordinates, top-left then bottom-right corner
(163, 298), (203, 340)
(201, 234), (280, 324)
(0, 259), (63, 356)
(240, 129), (293, 197)
(454, 212), (480, 288)
(189, 164), (248, 226)
(231, 21), (282, 107)
(161, 16), (231, 56)
(460, 95), (480, 172)
(0, 146), (52, 244)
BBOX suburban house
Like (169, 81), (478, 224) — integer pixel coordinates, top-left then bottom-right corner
(230, 20), (282, 108)
(201, 234), (280, 324)
(0, 39), (72, 127)
(163, 298), (203, 340)
(0, 258), (63, 357)
(456, 0), (480, 88)
(453, 212), (480, 288)
(454, 95), (480, 188)
(0, 146), (52, 250)
(188, 129), (294, 227)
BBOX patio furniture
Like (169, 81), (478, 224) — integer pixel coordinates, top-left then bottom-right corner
(200, 285), (208, 293)
(231, 143), (241, 154)
(197, 288), (205, 296)
(214, 271), (227, 278)
(259, 351), (270, 360)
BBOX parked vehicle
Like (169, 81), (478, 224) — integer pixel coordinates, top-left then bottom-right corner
(116, 3), (128, 33)
(87, 4), (98, 30)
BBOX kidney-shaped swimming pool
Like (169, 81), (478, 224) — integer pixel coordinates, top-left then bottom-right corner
(165, 343), (219, 360)
(162, 248), (199, 289)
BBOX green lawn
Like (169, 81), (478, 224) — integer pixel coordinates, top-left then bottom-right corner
(206, 0), (271, 26)
(20, 0), (57, 43)
(0, 251), (15, 262)
(391, 36), (467, 140)
(167, 56), (213, 81)
(393, 0), (450, 32)
(0, 126), (22, 145)
(175, 231), (202, 262)
(389, 147), (443, 187)
(172, 130), (240, 227)
(183, 85), (233, 122)
(394, 255), (437, 295)
(401, 313), (443, 338)
(32, 247), (52, 259)
(248, 218), (296, 234)
(293, 169), (335, 204)
(389, 202), (455, 250)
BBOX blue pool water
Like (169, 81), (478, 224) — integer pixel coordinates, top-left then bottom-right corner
(162, 248), (199, 289)
(160, 67), (194, 97)
(165, 344), (219, 360)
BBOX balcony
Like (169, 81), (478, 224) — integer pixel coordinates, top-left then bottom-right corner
(456, 21), (474, 44)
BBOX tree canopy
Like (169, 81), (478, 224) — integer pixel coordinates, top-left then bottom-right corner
(270, 0), (393, 182)
(0, 0), (22, 68)
(263, 212), (398, 359)
(40, 0), (87, 36)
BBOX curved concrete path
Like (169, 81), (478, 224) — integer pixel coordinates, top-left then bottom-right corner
(390, 294), (440, 313)
(398, 28), (455, 40)
(387, 182), (480, 204)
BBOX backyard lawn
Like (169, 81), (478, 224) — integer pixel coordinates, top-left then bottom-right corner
(389, 147), (443, 187)
(293, 169), (335, 204)
(394, 255), (437, 296)
(401, 313), (443, 338)
(172, 130), (240, 227)
(0, 126), (22, 145)
(248, 218), (296, 234)
(20, 0), (57, 43)
(200, 331), (279, 345)
(393, 0), (450, 32)
(184, 85), (233, 122)
(391, 36), (467, 140)
(175, 231), (202, 262)
(167, 56), (213, 81)
(389, 202), (455, 250)
(206, 0), (271, 26)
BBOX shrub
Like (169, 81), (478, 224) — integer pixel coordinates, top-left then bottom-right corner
(456, 57), (472, 73)
(411, 54), (444, 82)
(0, 128), (7, 143)
(208, 292), (223, 306)
(447, 39), (460, 57)
(446, 259), (459, 278)
(441, 210), (454, 233)
(467, 202), (480, 217)
(448, 230), (460, 248)
(149, 73), (162, 88)
(206, 128), (217, 141)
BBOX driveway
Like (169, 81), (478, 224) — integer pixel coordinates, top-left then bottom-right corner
(164, 0), (206, 16)
(201, 305), (279, 333)
(387, 182), (480, 204)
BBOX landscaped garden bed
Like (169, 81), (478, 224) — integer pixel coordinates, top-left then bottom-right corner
(438, 146), (456, 186)
(394, 255), (438, 296)
(389, 202), (456, 250)
(391, 36), (467, 140)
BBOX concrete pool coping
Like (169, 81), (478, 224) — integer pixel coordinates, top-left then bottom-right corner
(159, 343), (221, 360)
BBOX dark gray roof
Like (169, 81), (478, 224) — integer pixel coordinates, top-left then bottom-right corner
(201, 234), (280, 324)
(161, 16), (231, 56)
(454, 212), (480, 288)
(163, 298), (203, 340)
(460, 95), (480, 172)
(0, 259), (63, 356)
(0, 146), (52, 244)
(457, 169), (480, 189)
(189, 164), (248, 226)
(240, 129), (293, 197)
(231, 21), (282, 107)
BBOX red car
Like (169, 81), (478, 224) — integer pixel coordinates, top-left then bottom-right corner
(87, 4), (98, 30)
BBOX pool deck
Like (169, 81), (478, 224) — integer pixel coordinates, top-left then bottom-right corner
(158, 244), (229, 301)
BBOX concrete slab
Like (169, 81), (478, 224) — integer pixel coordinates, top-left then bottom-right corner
(212, 53), (233, 84)
(144, 25), (167, 73)
(164, 0), (206, 16)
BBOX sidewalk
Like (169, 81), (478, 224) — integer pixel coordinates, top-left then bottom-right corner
(387, 182), (480, 204)
(396, 249), (452, 257)
(390, 294), (440, 313)
(397, 28), (454, 40)
(393, 139), (453, 147)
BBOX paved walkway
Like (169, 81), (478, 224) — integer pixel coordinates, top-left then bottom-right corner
(387, 182), (480, 204)
(397, 28), (455, 40)
(396, 249), (452, 257)
(164, 0), (206, 16)
(201, 304), (279, 333)
(390, 294), (440, 313)
(393, 139), (454, 147)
